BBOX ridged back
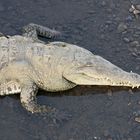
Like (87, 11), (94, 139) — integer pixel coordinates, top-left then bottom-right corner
(0, 35), (33, 69)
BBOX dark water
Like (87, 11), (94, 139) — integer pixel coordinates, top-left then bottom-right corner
(0, 0), (140, 139)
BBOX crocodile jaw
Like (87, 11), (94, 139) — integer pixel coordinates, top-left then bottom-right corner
(86, 71), (140, 88)
(64, 69), (140, 88)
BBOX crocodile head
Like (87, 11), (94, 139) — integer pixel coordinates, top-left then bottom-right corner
(63, 55), (140, 88)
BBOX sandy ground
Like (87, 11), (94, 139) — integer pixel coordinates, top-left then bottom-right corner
(0, 0), (140, 139)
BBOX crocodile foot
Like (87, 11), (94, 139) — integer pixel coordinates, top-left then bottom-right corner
(32, 106), (72, 124)
(46, 109), (72, 124)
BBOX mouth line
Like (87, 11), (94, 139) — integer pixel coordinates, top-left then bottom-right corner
(93, 76), (139, 88)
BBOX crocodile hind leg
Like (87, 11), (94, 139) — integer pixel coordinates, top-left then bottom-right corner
(20, 83), (55, 113)
(22, 23), (61, 41)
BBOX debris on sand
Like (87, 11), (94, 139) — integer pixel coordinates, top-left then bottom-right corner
(129, 4), (140, 18)
(117, 23), (127, 33)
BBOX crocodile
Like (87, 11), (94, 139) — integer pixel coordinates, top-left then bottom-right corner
(0, 23), (140, 114)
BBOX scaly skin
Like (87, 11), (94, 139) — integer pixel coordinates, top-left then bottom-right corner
(0, 23), (140, 115)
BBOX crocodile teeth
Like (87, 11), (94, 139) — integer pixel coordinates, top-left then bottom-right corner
(106, 77), (109, 80)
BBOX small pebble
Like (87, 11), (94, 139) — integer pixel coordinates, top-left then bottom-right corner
(133, 34), (139, 38)
(135, 117), (140, 122)
(105, 20), (112, 24)
(131, 52), (137, 57)
(94, 136), (98, 139)
(123, 37), (130, 43)
(130, 41), (139, 47)
(117, 23), (127, 33)
(101, 1), (106, 6)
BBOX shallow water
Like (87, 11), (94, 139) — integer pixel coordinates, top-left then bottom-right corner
(0, 0), (140, 139)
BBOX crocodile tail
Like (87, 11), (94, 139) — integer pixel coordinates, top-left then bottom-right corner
(23, 23), (61, 39)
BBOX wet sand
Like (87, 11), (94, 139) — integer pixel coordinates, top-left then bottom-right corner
(0, 0), (140, 139)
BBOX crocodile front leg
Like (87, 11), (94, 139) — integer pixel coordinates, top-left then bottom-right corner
(22, 23), (61, 41)
(20, 82), (71, 121)
(20, 83), (55, 113)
